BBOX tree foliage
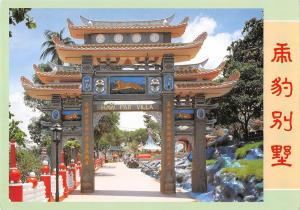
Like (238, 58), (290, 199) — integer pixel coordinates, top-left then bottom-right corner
(9, 108), (26, 147)
(24, 94), (50, 111)
(63, 139), (81, 164)
(16, 148), (42, 182)
(94, 112), (121, 156)
(28, 113), (51, 145)
(40, 29), (75, 64)
(212, 18), (263, 141)
(9, 8), (36, 37)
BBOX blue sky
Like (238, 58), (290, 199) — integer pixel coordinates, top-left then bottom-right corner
(9, 8), (262, 137)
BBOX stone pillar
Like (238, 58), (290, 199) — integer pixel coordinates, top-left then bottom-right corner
(81, 56), (95, 193)
(160, 54), (176, 194)
(192, 94), (208, 192)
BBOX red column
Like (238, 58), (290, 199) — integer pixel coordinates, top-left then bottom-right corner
(59, 151), (68, 197)
(9, 139), (23, 202)
(40, 160), (54, 202)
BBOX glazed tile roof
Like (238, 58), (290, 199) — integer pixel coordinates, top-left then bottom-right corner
(33, 64), (82, 84)
(174, 71), (240, 98)
(53, 32), (207, 64)
(175, 61), (226, 81)
(68, 16), (188, 39)
(54, 31), (205, 50)
(21, 76), (81, 100)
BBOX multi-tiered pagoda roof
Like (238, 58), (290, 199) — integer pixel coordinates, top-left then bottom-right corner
(52, 31), (207, 65)
(21, 15), (239, 100)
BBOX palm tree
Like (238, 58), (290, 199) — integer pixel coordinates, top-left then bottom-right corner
(40, 28), (75, 65)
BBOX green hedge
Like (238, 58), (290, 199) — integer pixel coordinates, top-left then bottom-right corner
(235, 141), (263, 159)
(222, 159), (263, 181)
(206, 159), (217, 165)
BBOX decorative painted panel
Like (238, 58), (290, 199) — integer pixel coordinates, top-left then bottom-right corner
(148, 77), (162, 94)
(82, 75), (92, 92)
(94, 77), (107, 95)
(110, 76), (145, 94)
(51, 109), (61, 121)
(196, 108), (206, 120)
(163, 74), (174, 91)
(62, 110), (82, 121)
(174, 109), (194, 121)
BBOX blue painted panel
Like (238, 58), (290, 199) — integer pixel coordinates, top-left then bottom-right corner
(163, 74), (174, 91)
(62, 110), (81, 121)
(110, 76), (145, 94)
(51, 109), (60, 121)
(82, 75), (92, 92)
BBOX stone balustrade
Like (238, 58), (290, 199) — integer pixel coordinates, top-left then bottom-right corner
(22, 182), (47, 202)
(9, 140), (104, 202)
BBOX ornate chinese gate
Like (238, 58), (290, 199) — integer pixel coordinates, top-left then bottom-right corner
(80, 54), (176, 193)
(21, 14), (239, 195)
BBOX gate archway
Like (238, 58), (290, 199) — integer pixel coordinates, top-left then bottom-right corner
(21, 14), (240, 195)
(80, 54), (176, 194)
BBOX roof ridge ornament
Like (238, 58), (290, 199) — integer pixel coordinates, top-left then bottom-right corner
(193, 32), (208, 43)
(51, 34), (63, 46)
(180, 17), (189, 25)
(20, 76), (33, 86)
(32, 64), (41, 73)
(67, 18), (74, 26)
(199, 58), (209, 67)
(79, 14), (176, 27)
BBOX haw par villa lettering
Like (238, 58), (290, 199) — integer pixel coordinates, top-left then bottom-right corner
(97, 104), (156, 111)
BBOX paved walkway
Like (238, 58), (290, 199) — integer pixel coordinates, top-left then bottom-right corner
(65, 162), (195, 202)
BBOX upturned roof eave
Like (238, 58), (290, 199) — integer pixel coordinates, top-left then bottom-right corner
(67, 16), (188, 39)
(53, 32), (207, 64)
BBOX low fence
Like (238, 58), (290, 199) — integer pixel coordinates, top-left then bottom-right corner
(22, 182), (47, 202)
(9, 140), (104, 202)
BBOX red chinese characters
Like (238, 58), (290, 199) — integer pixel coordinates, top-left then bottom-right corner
(271, 77), (293, 97)
(269, 42), (294, 169)
(271, 145), (292, 167)
(270, 111), (293, 131)
(271, 43), (292, 63)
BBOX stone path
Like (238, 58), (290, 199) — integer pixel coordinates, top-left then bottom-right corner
(64, 162), (195, 202)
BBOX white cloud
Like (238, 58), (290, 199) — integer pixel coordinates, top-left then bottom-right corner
(9, 92), (41, 138)
(119, 112), (146, 131)
(177, 16), (243, 69)
(181, 16), (217, 42)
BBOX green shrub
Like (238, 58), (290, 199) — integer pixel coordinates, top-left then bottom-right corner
(16, 148), (42, 182)
(206, 159), (217, 165)
(235, 141), (263, 159)
(222, 159), (263, 181)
